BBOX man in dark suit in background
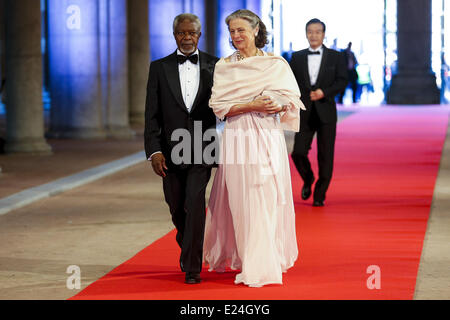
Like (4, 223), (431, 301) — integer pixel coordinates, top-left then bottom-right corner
(144, 13), (219, 284)
(338, 41), (359, 104)
(289, 18), (348, 207)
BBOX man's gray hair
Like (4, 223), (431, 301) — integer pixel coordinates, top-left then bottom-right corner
(173, 13), (201, 33)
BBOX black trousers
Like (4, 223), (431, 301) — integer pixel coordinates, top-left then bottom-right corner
(291, 104), (336, 202)
(162, 165), (211, 273)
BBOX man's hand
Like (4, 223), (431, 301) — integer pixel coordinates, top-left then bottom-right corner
(310, 89), (325, 101)
(151, 153), (168, 178)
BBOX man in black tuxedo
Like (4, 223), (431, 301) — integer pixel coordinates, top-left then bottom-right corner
(289, 18), (348, 207)
(144, 13), (219, 284)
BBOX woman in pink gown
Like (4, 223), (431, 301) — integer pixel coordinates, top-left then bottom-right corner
(203, 9), (305, 287)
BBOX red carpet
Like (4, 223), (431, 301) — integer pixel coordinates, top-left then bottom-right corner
(71, 106), (449, 300)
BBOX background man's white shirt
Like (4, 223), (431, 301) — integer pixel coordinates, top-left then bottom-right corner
(177, 49), (200, 112)
(307, 46), (323, 86)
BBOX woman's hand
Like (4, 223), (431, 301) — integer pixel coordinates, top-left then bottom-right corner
(250, 96), (282, 114)
(281, 102), (295, 113)
(225, 96), (283, 117)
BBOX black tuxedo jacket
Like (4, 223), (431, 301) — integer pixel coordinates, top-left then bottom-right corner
(144, 50), (219, 169)
(289, 46), (348, 123)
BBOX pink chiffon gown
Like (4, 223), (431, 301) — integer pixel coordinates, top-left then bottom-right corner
(203, 51), (304, 287)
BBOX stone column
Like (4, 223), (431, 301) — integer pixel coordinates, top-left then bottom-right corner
(4, 0), (51, 153)
(387, 0), (440, 104)
(100, 0), (134, 138)
(127, 0), (149, 125)
(204, 0), (218, 56)
(0, 0), (5, 101)
(0, 0), (5, 162)
(48, 0), (105, 139)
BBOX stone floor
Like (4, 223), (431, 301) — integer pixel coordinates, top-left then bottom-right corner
(0, 111), (448, 300)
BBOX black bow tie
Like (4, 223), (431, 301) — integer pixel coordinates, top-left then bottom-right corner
(177, 54), (198, 64)
(307, 50), (321, 55)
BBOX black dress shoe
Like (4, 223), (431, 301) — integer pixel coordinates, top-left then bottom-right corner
(185, 272), (201, 284)
(301, 179), (314, 200)
(312, 200), (324, 207)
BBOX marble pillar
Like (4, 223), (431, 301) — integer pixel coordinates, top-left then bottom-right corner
(387, 0), (440, 104)
(4, 0), (52, 153)
(204, 0), (218, 56)
(99, 0), (134, 139)
(0, 0), (4, 160)
(0, 0), (5, 104)
(127, 0), (150, 125)
(48, 0), (106, 139)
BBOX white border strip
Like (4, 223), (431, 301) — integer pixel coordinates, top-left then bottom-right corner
(0, 151), (146, 216)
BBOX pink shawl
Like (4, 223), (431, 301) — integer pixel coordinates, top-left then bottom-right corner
(209, 55), (305, 131)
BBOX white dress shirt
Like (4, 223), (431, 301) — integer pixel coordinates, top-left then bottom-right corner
(307, 46), (323, 86)
(149, 49), (201, 161)
(177, 49), (200, 112)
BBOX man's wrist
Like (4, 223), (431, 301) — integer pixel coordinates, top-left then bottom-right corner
(149, 151), (162, 161)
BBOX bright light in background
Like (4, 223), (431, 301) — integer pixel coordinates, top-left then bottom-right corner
(385, 0), (397, 84)
(260, 0), (449, 106)
(268, 0), (387, 105)
(280, 0), (384, 52)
